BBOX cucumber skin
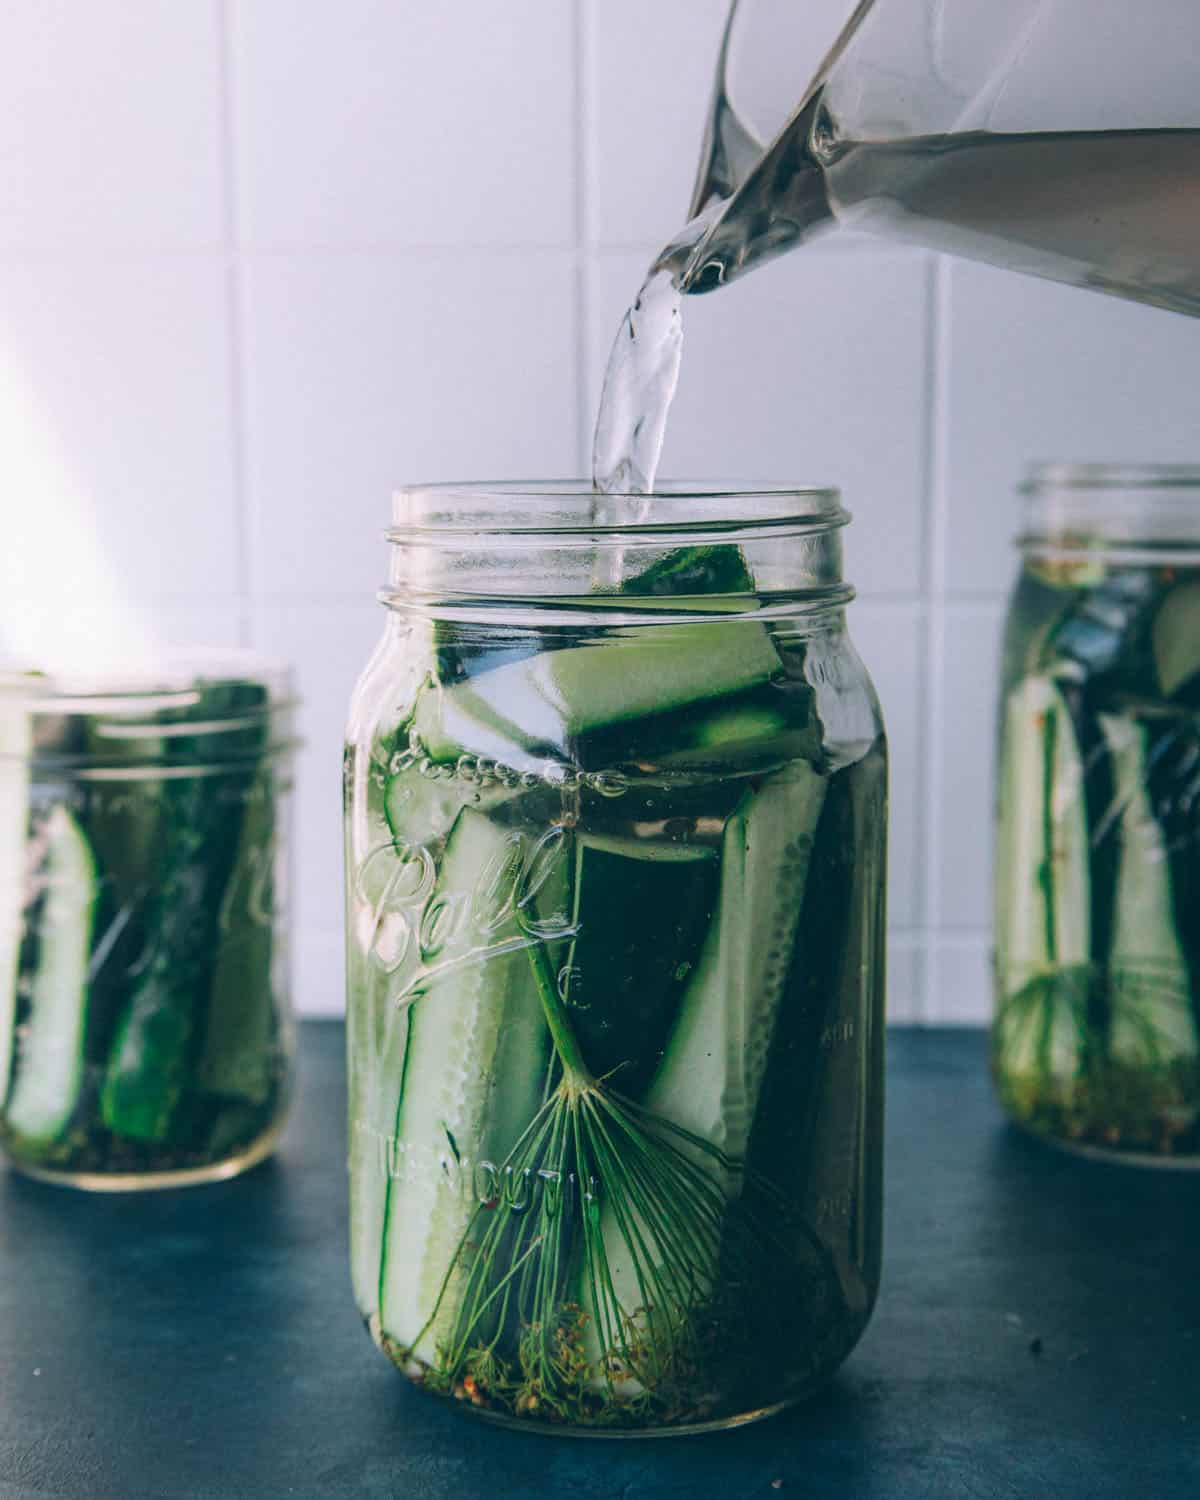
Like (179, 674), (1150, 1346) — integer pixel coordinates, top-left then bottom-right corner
(1152, 579), (1200, 701)
(1141, 712), (1200, 1041)
(642, 767), (827, 1167)
(427, 545), (755, 687)
(747, 742), (887, 1321)
(1099, 713), (1196, 1067)
(197, 767), (283, 1108)
(4, 807), (99, 1144)
(413, 623), (783, 767)
(622, 544), (754, 599)
(1057, 680), (1119, 1006)
(562, 835), (718, 1098)
(372, 810), (554, 1362)
(994, 678), (1092, 989)
(1046, 568), (1165, 697)
(101, 683), (270, 1145)
(0, 699), (30, 1105)
(576, 766), (830, 1391)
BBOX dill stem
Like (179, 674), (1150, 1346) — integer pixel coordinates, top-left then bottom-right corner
(525, 936), (594, 1092)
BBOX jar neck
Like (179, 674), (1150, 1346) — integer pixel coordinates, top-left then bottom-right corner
(381, 482), (855, 623)
(1019, 463), (1200, 565)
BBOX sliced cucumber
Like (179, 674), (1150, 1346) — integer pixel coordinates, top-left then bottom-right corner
(1141, 713), (1200, 1041)
(1047, 568), (1163, 691)
(1152, 579), (1200, 701)
(100, 683), (268, 1145)
(83, 713), (166, 897)
(350, 758), (517, 958)
(563, 831), (718, 1098)
(577, 767), (828, 1390)
(645, 765), (828, 1169)
(5, 807), (99, 1142)
(0, 693), (30, 1103)
(383, 762), (513, 849)
(349, 960), (412, 1321)
(620, 543), (754, 599)
(993, 676), (1091, 1082)
(375, 809), (553, 1364)
(1100, 713), (1197, 1067)
(198, 770), (279, 1106)
(413, 622), (782, 765)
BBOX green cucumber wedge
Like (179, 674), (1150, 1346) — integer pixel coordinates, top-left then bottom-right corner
(383, 763), (514, 849)
(564, 832), (718, 1098)
(198, 770), (280, 1106)
(1047, 569), (1163, 694)
(5, 807), (99, 1142)
(375, 809), (553, 1365)
(100, 683), (267, 1144)
(577, 768), (826, 1390)
(620, 543), (755, 599)
(349, 958), (413, 1321)
(644, 765), (828, 1171)
(1141, 713), (1200, 1039)
(993, 676), (1092, 1083)
(1152, 579), (1200, 702)
(0, 693), (30, 1103)
(1099, 713), (1197, 1067)
(413, 622), (782, 765)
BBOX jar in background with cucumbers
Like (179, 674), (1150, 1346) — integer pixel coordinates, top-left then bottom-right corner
(993, 464), (1200, 1164)
(343, 483), (887, 1434)
(0, 655), (298, 1189)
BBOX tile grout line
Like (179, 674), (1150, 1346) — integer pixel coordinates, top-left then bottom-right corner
(904, 253), (940, 1024)
(570, 0), (593, 479)
(920, 255), (952, 1025)
(215, 0), (253, 648)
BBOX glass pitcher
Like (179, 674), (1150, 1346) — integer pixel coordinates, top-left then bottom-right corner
(677, 0), (1200, 318)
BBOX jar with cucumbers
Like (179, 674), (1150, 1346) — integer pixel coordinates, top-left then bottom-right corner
(344, 484), (887, 1434)
(0, 656), (297, 1189)
(993, 464), (1200, 1163)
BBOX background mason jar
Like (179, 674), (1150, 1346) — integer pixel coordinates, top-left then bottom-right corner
(343, 482), (887, 1435)
(0, 654), (299, 1190)
(992, 463), (1200, 1164)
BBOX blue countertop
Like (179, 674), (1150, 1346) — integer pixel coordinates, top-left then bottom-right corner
(1, 1024), (1197, 1498)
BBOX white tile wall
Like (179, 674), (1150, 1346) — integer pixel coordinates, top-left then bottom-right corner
(0, 2), (225, 250)
(0, 259), (240, 599)
(241, 250), (579, 601)
(231, 1), (576, 250)
(944, 263), (1200, 596)
(2, 2), (1191, 1022)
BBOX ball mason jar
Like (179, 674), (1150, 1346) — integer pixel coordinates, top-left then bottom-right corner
(992, 464), (1200, 1164)
(344, 483), (887, 1434)
(0, 654), (298, 1189)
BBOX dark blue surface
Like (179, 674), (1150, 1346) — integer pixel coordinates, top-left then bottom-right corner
(1, 1024), (1197, 1498)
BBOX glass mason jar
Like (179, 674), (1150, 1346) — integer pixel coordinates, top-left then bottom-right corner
(344, 483), (887, 1434)
(0, 654), (298, 1189)
(993, 464), (1200, 1164)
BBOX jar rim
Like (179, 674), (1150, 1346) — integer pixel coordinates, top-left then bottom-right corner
(0, 649), (295, 712)
(0, 650), (301, 772)
(1021, 461), (1200, 494)
(1018, 460), (1200, 560)
(388, 479), (847, 538)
